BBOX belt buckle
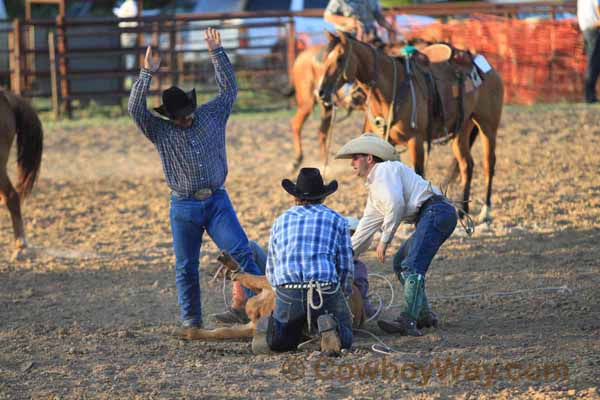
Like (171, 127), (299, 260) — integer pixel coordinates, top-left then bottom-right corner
(193, 188), (212, 200)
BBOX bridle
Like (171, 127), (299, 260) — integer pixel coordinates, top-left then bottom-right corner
(327, 37), (417, 141)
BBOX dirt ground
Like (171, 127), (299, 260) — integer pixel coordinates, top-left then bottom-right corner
(0, 104), (599, 399)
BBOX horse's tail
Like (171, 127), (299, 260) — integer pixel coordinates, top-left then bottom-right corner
(13, 95), (43, 199)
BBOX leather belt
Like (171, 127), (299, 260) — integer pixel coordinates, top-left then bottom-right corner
(418, 194), (448, 216)
(172, 188), (214, 201)
(280, 282), (333, 290)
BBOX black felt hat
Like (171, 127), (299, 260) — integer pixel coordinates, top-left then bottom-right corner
(154, 86), (197, 119)
(282, 168), (338, 200)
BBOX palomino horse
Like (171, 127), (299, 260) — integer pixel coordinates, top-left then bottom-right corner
(318, 31), (503, 223)
(289, 44), (365, 171)
(175, 252), (365, 341)
(0, 90), (44, 259)
(289, 41), (404, 172)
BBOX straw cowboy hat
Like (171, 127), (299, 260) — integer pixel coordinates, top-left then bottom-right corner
(282, 168), (338, 200)
(154, 86), (197, 119)
(335, 133), (399, 161)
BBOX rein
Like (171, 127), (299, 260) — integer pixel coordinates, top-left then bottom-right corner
(361, 44), (419, 141)
(322, 105), (337, 177)
(322, 38), (355, 176)
(384, 58), (398, 142)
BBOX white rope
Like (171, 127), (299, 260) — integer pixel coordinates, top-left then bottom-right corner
(364, 273), (396, 323)
(367, 273), (395, 309)
(222, 272), (230, 308)
(364, 293), (383, 323)
(379, 284), (574, 307)
(357, 278), (574, 354)
(353, 328), (406, 355)
(306, 281), (341, 334)
(297, 337), (320, 351)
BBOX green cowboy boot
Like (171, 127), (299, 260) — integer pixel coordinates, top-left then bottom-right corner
(417, 291), (439, 330)
(394, 269), (438, 330)
(378, 273), (424, 336)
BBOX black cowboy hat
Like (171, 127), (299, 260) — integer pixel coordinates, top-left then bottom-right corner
(282, 168), (338, 201)
(154, 86), (197, 119)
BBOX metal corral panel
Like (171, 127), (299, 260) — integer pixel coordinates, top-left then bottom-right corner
(0, 20), (10, 87)
(33, 21), (122, 104)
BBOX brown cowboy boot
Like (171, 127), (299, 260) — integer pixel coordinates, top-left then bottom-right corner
(252, 316), (273, 354)
(211, 307), (250, 324)
(318, 314), (342, 356)
(172, 321), (203, 340)
(210, 282), (250, 324)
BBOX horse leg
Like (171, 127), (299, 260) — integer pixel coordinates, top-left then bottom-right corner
(317, 103), (333, 164)
(407, 135), (425, 177)
(450, 120), (476, 218)
(473, 118), (498, 225)
(443, 125), (479, 188)
(0, 172), (27, 255)
(289, 82), (315, 172)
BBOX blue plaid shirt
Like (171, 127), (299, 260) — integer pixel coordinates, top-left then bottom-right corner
(266, 204), (354, 291)
(128, 47), (237, 195)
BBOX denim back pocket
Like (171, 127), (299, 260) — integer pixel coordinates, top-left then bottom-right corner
(275, 289), (300, 323)
(432, 204), (458, 235)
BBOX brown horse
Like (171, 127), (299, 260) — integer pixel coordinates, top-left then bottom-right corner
(176, 252), (365, 341)
(318, 31), (503, 223)
(0, 90), (44, 259)
(289, 41), (404, 172)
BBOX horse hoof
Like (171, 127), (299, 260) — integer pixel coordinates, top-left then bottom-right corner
(479, 216), (493, 226)
(477, 205), (492, 225)
(11, 248), (26, 262)
(288, 161), (301, 173)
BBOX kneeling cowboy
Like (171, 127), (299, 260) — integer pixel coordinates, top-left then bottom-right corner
(335, 133), (457, 336)
(253, 168), (354, 355)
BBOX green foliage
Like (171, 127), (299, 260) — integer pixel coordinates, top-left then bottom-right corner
(2, 0), (192, 19)
(380, 0), (414, 7)
(4, 0), (23, 18)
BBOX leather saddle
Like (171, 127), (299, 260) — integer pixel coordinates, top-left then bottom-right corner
(411, 43), (484, 136)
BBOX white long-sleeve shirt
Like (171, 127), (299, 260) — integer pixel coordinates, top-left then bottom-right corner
(351, 161), (442, 255)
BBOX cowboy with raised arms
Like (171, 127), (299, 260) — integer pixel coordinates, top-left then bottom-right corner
(128, 28), (263, 337)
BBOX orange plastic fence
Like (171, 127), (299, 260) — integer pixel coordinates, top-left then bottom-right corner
(399, 15), (585, 104)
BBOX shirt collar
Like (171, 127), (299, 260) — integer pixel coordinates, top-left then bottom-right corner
(365, 163), (380, 186)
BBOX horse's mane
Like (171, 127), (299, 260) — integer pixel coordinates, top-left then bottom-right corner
(325, 34), (341, 53)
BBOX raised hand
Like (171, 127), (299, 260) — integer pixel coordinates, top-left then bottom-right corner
(204, 27), (222, 51)
(144, 45), (161, 73)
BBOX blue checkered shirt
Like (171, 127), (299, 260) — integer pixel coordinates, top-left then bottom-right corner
(266, 204), (354, 292)
(128, 47), (237, 195)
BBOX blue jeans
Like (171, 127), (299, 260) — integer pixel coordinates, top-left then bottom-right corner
(170, 189), (263, 326)
(393, 198), (457, 277)
(248, 240), (267, 273)
(583, 28), (600, 102)
(267, 287), (353, 352)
